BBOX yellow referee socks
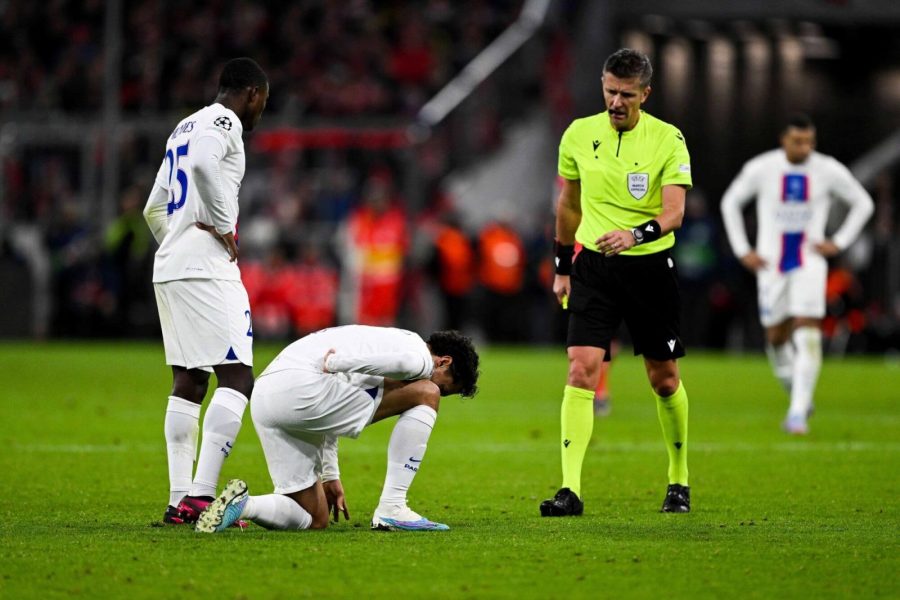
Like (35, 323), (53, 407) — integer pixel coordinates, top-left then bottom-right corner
(655, 380), (689, 486)
(560, 385), (595, 497)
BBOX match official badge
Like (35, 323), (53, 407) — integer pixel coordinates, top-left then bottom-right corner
(627, 173), (649, 200)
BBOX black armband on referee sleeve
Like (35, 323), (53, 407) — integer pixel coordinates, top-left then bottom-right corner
(553, 240), (575, 275)
(630, 220), (662, 246)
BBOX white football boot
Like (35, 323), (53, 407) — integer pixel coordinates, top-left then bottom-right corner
(371, 504), (449, 531)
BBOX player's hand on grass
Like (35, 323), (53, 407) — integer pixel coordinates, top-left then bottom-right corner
(596, 229), (635, 256)
(194, 222), (239, 262)
(813, 240), (840, 257)
(323, 479), (350, 522)
(739, 251), (767, 272)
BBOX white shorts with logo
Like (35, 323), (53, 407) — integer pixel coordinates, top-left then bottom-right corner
(250, 367), (382, 494)
(154, 279), (253, 371)
(757, 260), (826, 328)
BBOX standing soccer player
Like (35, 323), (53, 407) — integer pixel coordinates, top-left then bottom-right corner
(143, 58), (269, 524)
(540, 48), (694, 516)
(193, 326), (480, 533)
(720, 114), (873, 435)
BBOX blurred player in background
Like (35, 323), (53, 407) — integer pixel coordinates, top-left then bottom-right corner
(541, 48), (694, 517)
(143, 58), (269, 524)
(194, 326), (479, 533)
(720, 114), (873, 435)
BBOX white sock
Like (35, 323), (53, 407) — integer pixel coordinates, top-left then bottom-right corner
(165, 396), (200, 507)
(788, 327), (822, 420)
(190, 387), (248, 498)
(378, 405), (437, 509)
(765, 341), (795, 392)
(242, 494), (312, 530)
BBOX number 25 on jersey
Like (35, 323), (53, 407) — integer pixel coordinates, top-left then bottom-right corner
(166, 142), (189, 215)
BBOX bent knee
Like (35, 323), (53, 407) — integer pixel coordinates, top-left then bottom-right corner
(421, 385), (440, 411)
(231, 372), (255, 399)
(567, 361), (600, 389)
(305, 503), (331, 530)
(172, 371), (210, 403)
(409, 379), (441, 411)
(653, 378), (680, 398)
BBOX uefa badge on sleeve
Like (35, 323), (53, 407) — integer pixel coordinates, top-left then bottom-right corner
(214, 116), (233, 131)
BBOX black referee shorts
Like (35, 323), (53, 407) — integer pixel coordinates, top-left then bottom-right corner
(566, 247), (685, 361)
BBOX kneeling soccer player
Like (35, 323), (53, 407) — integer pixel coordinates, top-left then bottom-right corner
(195, 325), (479, 533)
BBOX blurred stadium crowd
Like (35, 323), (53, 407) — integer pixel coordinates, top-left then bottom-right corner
(1, 0), (521, 116)
(1, 0), (898, 354)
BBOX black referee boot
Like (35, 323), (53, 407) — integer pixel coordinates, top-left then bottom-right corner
(660, 483), (690, 513)
(539, 487), (584, 517)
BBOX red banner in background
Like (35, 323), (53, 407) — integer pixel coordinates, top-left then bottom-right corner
(252, 127), (411, 152)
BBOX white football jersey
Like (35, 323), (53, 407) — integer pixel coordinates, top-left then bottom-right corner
(149, 103), (245, 282)
(262, 325), (434, 391)
(721, 149), (873, 274)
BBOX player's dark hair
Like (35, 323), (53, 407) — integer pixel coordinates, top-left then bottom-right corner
(783, 112), (815, 132)
(218, 58), (268, 93)
(603, 48), (653, 87)
(427, 330), (480, 398)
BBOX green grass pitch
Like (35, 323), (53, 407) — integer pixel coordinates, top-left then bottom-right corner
(1, 342), (898, 599)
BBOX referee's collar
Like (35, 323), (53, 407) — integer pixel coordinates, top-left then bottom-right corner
(605, 110), (645, 135)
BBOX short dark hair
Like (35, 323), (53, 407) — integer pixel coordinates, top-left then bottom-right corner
(427, 330), (480, 398)
(783, 112), (815, 132)
(218, 58), (268, 92)
(603, 48), (653, 87)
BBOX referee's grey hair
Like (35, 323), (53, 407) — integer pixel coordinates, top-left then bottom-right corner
(603, 48), (653, 87)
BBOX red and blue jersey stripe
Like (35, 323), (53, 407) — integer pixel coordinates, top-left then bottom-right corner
(779, 173), (808, 273)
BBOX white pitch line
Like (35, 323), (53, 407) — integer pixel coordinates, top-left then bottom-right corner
(12, 441), (900, 454)
(12, 443), (160, 453)
(413, 441), (900, 453)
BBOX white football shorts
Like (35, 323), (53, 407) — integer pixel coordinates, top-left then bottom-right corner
(756, 259), (827, 327)
(154, 279), (254, 371)
(250, 367), (382, 494)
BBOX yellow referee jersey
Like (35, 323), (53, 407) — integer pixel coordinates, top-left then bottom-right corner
(558, 110), (692, 255)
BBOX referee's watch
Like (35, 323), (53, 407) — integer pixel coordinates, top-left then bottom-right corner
(631, 219), (661, 246)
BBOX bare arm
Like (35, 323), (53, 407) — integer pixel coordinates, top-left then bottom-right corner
(555, 178), (582, 244)
(656, 184), (687, 234)
(553, 178), (581, 305)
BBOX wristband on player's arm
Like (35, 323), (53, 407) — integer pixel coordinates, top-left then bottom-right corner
(630, 220), (662, 246)
(553, 240), (575, 275)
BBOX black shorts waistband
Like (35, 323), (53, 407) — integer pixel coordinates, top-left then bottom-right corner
(579, 247), (672, 263)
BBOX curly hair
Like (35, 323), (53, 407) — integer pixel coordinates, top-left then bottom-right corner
(603, 48), (653, 87)
(427, 330), (480, 398)
(218, 57), (268, 92)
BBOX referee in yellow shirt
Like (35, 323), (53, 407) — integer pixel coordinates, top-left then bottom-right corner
(540, 48), (693, 516)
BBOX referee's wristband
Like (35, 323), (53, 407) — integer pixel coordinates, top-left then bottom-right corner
(554, 240), (575, 275)
(631, 220), (661, 246)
